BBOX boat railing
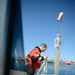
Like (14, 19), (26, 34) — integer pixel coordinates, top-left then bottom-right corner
(35, 58), (48, 75)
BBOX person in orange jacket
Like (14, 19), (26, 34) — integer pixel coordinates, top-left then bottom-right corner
(25, 43), (48, 75)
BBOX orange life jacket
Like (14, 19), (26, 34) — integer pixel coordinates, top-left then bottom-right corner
(25, 47), (42, 70)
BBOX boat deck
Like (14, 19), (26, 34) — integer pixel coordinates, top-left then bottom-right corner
(10, 70), (55, 75)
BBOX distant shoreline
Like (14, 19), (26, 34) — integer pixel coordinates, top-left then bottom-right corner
(48, 62), (75, 65)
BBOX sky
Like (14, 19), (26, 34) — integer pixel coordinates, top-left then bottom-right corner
(21, 0), (75, 61)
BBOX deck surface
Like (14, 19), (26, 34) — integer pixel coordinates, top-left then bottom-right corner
(10, 70), (54, 75)
(10, 70), (27, 75)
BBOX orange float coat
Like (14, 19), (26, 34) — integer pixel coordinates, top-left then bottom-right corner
(26, 47), (44, 70)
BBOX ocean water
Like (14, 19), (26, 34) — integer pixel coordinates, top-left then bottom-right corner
(10, 60), (75, 75)
(46, 64), (75, 75)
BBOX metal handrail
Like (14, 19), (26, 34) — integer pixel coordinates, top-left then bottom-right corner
(35, 58), (48, 75)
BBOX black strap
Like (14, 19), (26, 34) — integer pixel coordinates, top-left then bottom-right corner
(28, 54), (40, 62)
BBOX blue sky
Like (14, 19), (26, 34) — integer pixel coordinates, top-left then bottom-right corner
(21, 0), (75, 61)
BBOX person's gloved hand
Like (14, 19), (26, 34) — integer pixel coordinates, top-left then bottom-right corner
(44, 55), (48, 59)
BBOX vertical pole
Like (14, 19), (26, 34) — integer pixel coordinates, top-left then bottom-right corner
(54, 12), (63, 75)
(54, 34), (61, 75)
(55, 46), (60, 75)
(60, 17), (62, 34)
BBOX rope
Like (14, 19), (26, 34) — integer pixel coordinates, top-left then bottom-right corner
(60, 17), (62, 34)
